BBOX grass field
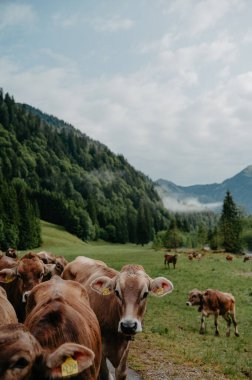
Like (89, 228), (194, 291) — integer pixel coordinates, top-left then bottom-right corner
(34, 221), (252, 379)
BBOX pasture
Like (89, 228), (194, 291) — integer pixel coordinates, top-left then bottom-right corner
(33, 221), (252, 379)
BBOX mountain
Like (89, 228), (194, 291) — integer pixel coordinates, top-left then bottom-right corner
(0, 89), (170, 247)
(156, 166), (252, 214)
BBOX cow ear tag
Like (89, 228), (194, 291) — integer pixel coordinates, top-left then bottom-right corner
(61, 356), (78, 377)
(102, 287), (111, 296)
(4, 275), (15, 283)
(156, 287), (164, 296)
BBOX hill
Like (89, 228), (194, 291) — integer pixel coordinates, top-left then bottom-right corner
(156, 165), (252, 214)
(0, 89), (170, 248)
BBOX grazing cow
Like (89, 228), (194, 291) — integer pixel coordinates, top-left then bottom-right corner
(164, 253), (177, 269)
(0, 252), (53, 322)
(0, 287), (18, 325)
(25, 276), (101, 380)
(0, 323), (97, 380)
(188, 253), (194, 260)
(243, 255), (252, 262)
(226, 255), (234, 261)
(186, 289), (239, 337)
(62, 256), (174, 380)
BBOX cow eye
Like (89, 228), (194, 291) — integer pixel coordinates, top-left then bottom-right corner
(13, 358), (29, 369)
(114, 289), (121, 300)
(142, 292), (149, 300)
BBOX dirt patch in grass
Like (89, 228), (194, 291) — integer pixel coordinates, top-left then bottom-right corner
(129, 335), (229, 380)
(238, 272), (252, 276)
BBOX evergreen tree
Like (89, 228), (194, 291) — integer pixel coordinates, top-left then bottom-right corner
(136, 199), (154, 245)
(219, 191), (243, 253)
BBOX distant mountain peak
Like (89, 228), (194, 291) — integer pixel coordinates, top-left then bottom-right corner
(156, 166), (252, 214)
(242, 165), (252, 176)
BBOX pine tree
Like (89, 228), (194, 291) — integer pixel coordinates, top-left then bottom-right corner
(219, 191), (243, 253)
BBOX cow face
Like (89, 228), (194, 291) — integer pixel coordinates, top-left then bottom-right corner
(0, 323), (41, 380)
(91, 264), (173, 336)
(0, 324), (95, 380)
(186, 289), (203, 306)
(0, 253), (48, 303)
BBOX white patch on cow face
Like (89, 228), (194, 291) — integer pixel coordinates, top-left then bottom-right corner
(118, 317), (142, 334)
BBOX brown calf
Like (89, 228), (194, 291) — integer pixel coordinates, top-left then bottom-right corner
(226, 255), (234, 261)
(0, 252), (53, 322)
(62, 256), (173, 380)
(0, 323), (97, 380)
(0, 287), (18, 325)
(25, 276), (102, 380)
(186, 289), (239, 337)
(164, 254), (177, 268)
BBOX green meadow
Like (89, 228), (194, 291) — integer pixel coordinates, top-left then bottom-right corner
(32, 221), (252, 379)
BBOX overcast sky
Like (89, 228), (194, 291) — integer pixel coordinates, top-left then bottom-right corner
(1, 0), (252, 185)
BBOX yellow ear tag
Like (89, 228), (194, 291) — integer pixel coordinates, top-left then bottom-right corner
(61, 357), (78, 377)
(102, 287), (111, 296)
(156, 287), (164, 296)
(4, 275), (15, 283)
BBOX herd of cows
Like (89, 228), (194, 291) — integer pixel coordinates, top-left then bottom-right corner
(0, 247), (249, 379)
(0, 249), (174, 380)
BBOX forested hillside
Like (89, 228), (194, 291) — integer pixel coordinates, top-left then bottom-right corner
(0, 89), (170, 248)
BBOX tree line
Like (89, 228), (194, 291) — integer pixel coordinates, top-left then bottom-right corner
(0, 90), (170, 249)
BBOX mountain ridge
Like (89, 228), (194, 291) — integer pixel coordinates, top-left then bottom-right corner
(156, 165), (252, 214)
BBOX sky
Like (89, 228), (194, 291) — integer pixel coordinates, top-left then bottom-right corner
(0, 0), (252, 186)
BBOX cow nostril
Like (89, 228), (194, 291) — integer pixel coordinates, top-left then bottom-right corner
(120, 321), (138, 335)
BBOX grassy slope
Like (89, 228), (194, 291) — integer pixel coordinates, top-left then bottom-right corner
(37, 221), (252, 380)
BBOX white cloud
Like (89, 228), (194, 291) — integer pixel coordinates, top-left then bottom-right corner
(93, 16), (135, 32)
(0, 3), (36, 30)
(156, 187), (221, 213)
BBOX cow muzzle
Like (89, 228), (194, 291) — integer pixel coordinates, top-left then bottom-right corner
(22, 291), (31, 303)
(119, 318), (142, 335)
(186, 301), (192, 306)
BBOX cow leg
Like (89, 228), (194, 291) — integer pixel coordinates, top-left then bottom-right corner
(200, 314), (206, 334)
(230, 312), (239, 337)
(223, 313), (231, 337)
(115, 342), (130, 380)
(214, 314), (220, 336)
(98, 356), (114, 380)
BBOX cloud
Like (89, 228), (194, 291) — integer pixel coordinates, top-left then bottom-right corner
(0, 3), (36, 30)
(164, 0), (244, 36)
(92, 15), (135, 32)
(156, 187), (221, 213)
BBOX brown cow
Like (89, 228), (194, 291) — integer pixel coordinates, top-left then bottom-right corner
(226, 254), (234, 261)
(36, 251), (68, 276)
(25, 276), (101, 380)
(0, 323), (97, 380)
(0, 287), (18, 325)
(243, 255), (252, 262)
(186, 289), (239, 337)
(62, 256), (174, 380)
(0, 252), (53, 322)
(5, 248), (18, 259)
(164, 253), (177, 268)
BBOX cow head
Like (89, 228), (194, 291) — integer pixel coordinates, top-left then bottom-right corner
(91, 264), (173, 336)
(186, 289), (203, 307)
(0, 324), (95, 380)
(0, 253), (52, 302)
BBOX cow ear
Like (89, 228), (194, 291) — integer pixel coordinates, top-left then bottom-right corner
(149, 277), (174, 297)
(46, 343), (95, 378)
(90, 276), (113, 296)
(0, 268), (17, 283)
